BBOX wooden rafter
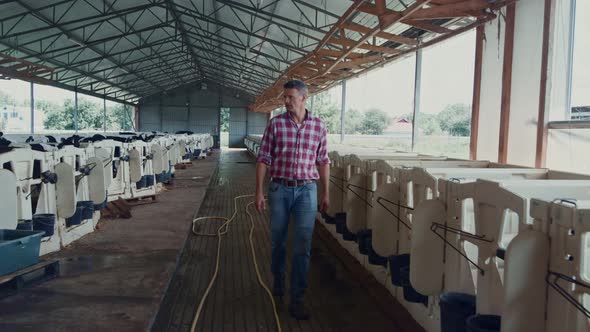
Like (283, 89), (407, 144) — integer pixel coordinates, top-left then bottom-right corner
(0, 53), (54, 81)
(250, 0), (515, 113)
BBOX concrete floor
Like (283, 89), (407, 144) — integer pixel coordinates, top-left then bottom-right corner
(153, 149), (401, 332)
(0, 151), (219, 332)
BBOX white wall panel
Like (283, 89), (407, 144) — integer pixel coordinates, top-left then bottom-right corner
(506, 0), (545, 167)
(477, 15), (505, 162)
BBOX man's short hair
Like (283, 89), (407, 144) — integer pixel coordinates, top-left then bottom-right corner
(283, 80), (308, 95)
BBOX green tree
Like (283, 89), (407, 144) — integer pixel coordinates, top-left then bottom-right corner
(314, 103), (340, 134)
(0, 89), (16, 106)
(437, 103), (471, 136)
(345, 108), (363, 134)
(310, 91), (340, 134)
(108, 104), (134, 131)
(360, 109), (391, 135)
(400, 112), (441, 135)
(220, 108), (230, 132)
(419, 113), (442, 135)
(43, 98), (103, 130)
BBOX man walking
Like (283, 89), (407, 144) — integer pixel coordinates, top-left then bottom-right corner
(255, 79), (330, 320)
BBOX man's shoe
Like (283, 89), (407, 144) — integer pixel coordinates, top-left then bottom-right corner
(272, 278), (285, 298)
(288, 302), (310, 320)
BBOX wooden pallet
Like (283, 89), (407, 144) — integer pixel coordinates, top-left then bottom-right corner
(175, 162), (192, 169)
(0, 260), (60, 298)
(101, 198), (133, 219)
(126, 194), (158, 206)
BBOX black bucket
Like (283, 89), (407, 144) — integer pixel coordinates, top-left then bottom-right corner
(145, 175), (155, 187)
(400, 266), (428, 305)
(368, 247), (388, 266)
(33, 214), (56, 237)
(466, 314), (501, 332)
(79, 201), (94, 220)
(17, 219), (33, 231)
(357, 229), (372, 255)
(136, 175), (147, 189)
(440, 292), (477, 332)
(389, 254), (411, 286)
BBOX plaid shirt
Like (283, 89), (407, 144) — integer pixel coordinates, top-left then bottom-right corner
(257, 110), (330, 180)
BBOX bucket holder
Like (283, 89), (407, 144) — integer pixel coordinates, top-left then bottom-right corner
(55, 162), (76, 219)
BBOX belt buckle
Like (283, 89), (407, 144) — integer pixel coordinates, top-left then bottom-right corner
(286, 179), (296, 188)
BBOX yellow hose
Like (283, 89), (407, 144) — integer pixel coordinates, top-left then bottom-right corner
(190, 195), (281, 332)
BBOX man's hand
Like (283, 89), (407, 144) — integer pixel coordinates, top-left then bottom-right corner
(255, 162), (267, 213)
(255, 191), (266, 213)
(320, 193), (330, 213)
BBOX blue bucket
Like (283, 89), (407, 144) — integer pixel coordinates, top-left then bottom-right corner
(357, 229), (372, 255)
(389, 254), (410, 286)
(94, 191), (108, 211)
(66, 202), (87, 227)
(17, 220), (33, 231)
(324, 215), (336, 224)
(156, 172), (166, 183)
(400, 266), (428, 305)
(0, 230), (44, 276)
(466, 315), (501, 332)
(136, 175), (147, 189)
(332, 213), (345, 227)
(440, 292), (477, 332)
(341, 222), (357, 241)
(145, 175), (155, 187)
(79, 201), (94, 220)
(368, 247), (388, 266)
(335, 220), (344, 234)
(33, 214), (56, 237)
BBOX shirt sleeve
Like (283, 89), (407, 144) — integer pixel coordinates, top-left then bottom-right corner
(256, 120), (274, 166)
(315, 123), (330, 166)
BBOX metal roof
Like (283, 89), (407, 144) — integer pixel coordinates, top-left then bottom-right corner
(0, 1), (512, 108)
(0, 0), (350, 105)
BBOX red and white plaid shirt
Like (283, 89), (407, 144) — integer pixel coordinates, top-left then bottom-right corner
(257, 110), (330, 180)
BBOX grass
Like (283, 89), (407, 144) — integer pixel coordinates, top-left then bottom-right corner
(327, 134), (470, 159)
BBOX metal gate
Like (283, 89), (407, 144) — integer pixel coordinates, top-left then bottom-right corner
(229, 108), (247, 148)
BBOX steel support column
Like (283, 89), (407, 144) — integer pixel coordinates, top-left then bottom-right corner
(75, 86), (79, 133)
(103, 97), (107, 132)
(340, 80), (346, 144)
(30, 81), (34, 134)
(412, 42), (423, 151)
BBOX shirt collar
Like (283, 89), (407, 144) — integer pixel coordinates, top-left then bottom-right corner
(284, 108), (313, 124)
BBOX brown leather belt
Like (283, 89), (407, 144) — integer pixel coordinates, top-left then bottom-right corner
(271, 178), (316, 188)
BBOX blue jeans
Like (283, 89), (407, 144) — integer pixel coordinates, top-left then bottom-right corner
(268, 180), (318, 302)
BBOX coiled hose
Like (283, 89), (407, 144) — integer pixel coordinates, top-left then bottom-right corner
(190, 195), (281, 332)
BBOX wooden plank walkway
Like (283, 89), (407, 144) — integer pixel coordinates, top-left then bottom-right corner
(152, 149), (400, 332)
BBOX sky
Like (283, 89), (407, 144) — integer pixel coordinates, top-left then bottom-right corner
(344, 29), (476, 116)
(0, 78), (120, 107)
(0, 1), (588, 115)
